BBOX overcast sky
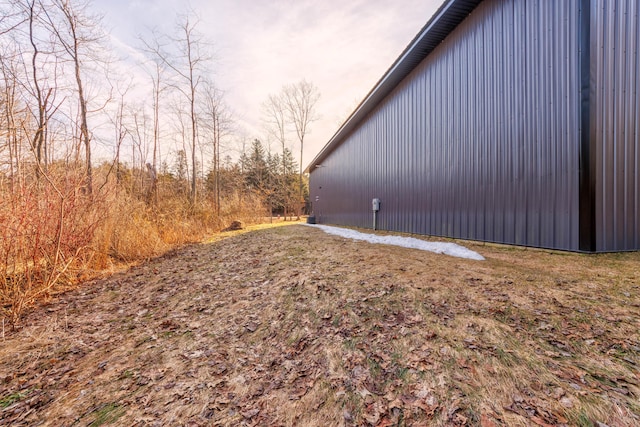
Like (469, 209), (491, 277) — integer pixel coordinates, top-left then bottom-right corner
(94, 0), (442, 167)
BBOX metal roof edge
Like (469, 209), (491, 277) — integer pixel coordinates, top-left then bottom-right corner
(305, 0), (484, 173)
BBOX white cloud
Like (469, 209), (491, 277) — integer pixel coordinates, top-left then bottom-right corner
(94, 0), (443, 166)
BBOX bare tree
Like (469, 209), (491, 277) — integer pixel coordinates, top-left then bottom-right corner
(0, 1), (67, 183)
(201, 80), (231, 216)
(263, 91), (291, 219)
(283, 79), (319, 218)
(0, 1), (27, 37)
(142, 15), (210, 205)
(101, 84), (129, 192)
(22, 0), (65, 175)
(171, 97), (192, 195)
(0, 49), (22, 186)
(42, 0), (107, 195)
(26, 0), (46, 170)
(131, 105), (153, 195)
(139, 31), (169, 203)
(148, 61), (164, 203)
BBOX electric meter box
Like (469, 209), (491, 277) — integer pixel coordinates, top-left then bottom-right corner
(372, 198), (381, 212)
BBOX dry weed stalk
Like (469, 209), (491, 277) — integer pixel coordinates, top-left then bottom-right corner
(1, 164), (267, 324)
(0, 166), (97, 323)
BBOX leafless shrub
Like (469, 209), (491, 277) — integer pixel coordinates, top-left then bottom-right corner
(0, 165), (99, 323)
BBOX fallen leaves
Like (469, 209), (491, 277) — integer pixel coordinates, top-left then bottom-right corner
(1, 226), (640, 426)
(503, 393), (569, 427)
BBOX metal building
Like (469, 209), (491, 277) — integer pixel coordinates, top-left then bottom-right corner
(307, 0), (640, 252)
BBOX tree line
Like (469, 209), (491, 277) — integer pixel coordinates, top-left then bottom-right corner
(0, 0), (319, 207)
(0, 0), (319, 322)
(239, 139), (304, 220)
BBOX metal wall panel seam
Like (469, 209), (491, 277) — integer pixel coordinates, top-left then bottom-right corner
(626, 0), (637, 247)
(309, 0), (588, 251)
(604, 0), (615, 249)
(579, 0), (596, 251)
(635, 0), (640, 247)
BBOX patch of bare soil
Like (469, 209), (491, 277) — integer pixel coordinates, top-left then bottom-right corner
(1, 225), (639, 426)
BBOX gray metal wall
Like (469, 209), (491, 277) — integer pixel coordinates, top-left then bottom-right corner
(310, 0), (583, 251)
(591, 0), (640, 251)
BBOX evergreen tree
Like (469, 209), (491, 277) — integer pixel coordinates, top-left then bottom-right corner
(281, 148), (299, 217)
(173, 149), (189, 194)
(243, 139), (267, 191)
(266, 151), (281, 210)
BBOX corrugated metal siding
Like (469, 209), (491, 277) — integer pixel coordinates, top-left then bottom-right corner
(308, 1), (483, 170)
(309, 0), (582, 250)
(591, 0), (640, 251)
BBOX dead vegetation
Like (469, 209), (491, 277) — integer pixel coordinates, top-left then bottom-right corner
(0, 224), (639, 426)
(0, 164), (268, 324)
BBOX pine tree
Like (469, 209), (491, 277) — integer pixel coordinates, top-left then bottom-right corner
(243, 139), (267, 191)
(281, 148), (299, 218)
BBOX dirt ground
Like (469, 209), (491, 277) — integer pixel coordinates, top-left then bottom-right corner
(1, 224), (639, 426)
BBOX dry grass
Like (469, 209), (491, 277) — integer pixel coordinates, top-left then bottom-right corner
(0, 166), (267, 322)
(0, 224), (638, 426)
